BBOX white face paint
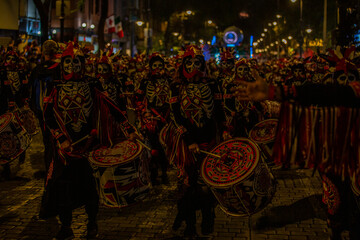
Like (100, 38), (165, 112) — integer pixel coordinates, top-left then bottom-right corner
(236, 65), (249, 78)
(63, 56), (82, 75)
(97, 63), (110, 74)
(336, 72), (356, 85)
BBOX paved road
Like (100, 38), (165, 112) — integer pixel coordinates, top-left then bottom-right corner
(0, 134), (348, 240)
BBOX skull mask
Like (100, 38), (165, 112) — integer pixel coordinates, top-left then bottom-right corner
(150, 60), (165, 77)
(221, 59), (235, 74)
(236, 64), (250, 80)
(5, 54), (17, 70)
(97, 63), (112, 82)
(335, 71), (357, 85)
(182, 55), (205, 80)
(62, 55), (83, 80)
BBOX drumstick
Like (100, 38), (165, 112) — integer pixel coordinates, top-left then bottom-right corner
(136, 139), (152, 151)
(199, 150), (221, 158)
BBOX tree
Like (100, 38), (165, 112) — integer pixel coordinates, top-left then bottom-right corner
(33, 0), (52, 44)
(98, 0), (108, 51)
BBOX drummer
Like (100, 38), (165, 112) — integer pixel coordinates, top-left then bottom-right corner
(234, 52), (360, 240)
(41, 42), (140, 240)
(0, 47), (30, 178)
(169, 45), (224, 237)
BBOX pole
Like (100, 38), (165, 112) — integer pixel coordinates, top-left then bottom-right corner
(60, 0), (65, 42)
(299, 0), (303, 58)
(322, 0), (327, 52)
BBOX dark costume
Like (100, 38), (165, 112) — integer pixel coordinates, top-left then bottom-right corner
(170, 45), (223, 236)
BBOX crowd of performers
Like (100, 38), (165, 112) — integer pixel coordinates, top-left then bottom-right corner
(0, 40), (359, 240)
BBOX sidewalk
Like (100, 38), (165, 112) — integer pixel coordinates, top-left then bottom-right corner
(0, 135), (346, 240)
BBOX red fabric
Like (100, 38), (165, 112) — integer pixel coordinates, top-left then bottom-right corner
(273, 102), (360, 179)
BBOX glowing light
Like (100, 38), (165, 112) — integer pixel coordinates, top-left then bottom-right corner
(288, 36), (293, 40)
(81, 22), (87, 28)
(273, 21), (277, 26)
(282, 39), (288, 44)
(186, 10), (192, 15)
(264, 28), (268, 32)
(52, 29), (56, 34)
(253, 42), (258, 46)
(136, 21), (144, 26)
(90, 24), (95, 29)
(260, 38), (263, 41)
(37, 31), (41, 35)
(276, 14), (281, 19)
(291, 0), (297, 2)
(207, 20), (213, 25)
(268, 23), (272, 26)
(261, 33), (265, 37)
(275, 41), (279, 44)
(270, 43), (274, 47)
(305, 28), (313, 34)
(199, 39), (204, 44)
(172, 32), (179, 36)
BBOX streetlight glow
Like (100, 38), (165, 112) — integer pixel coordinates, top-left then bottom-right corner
(90, 24), (95, 29)
(282, 39), (288, 44)
(273, 21), (277, 26)
(260, 38), (264, 41)
(268, 23), (272, 26)
(199, 39), (204, 44)
(276, 14), (281, 19)
(81, 22), (87, 28)
(261, 33), (265, 37)
(270, 43), (274, 47)
(207, 20), (213, 25)
(288, 36), (293, 40)
(264, 28), (268, 32)
(305, 28), (312, 33)
(253, 42), (258, 46)
(275, 41), (279, 44)
(291, 0), (297, 2)
(172, 32), (179, 36)
(186, 10), (192, 15)
(52, 29), (56, 34)
(136, 21), (144, 26)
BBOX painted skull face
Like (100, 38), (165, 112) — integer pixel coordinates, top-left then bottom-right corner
(236, 65), (249, 78)
(293, 68), (304, 78)
(336, 72), (356, 85)
(97, 63), (110, 74)
(150, 60), (164, 77)
(5, 55), (17, 70)
(221, 59), (235, 72)
(63, 56), (82, 75)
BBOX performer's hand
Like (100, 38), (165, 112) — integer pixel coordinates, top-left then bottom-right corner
(189, 143), (200, 154)
(129, 132), (143, 141)
(222, 131), (232, 140)
(59, 140), (73, 152)
(233, 69), (270, 101)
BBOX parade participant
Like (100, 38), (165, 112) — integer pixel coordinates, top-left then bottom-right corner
(218, 48), (236, 89)
(170, 45), (223, 236)
(285, 61), (307, 86)
(137, 52), (170, 185)
(234, 46), (360, 240)
(29, 39), (60, 174)
(0, 47), (30, 178)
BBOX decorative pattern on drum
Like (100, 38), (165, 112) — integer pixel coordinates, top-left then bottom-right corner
(88, 140), (143, 167)
(201, 138), (261, 188)
(201, 138), (276, 217)
(0, 113), (31, 163)
(89, 141), (150, 208)
(249, 119), (278, 144)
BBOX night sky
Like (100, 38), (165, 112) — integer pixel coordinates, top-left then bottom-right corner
(150, 0), (337, 43)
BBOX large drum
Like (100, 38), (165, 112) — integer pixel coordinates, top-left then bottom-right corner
(13, 107), (40, 136)
(249, 119), (278, 166)
(88, 140), (150, 208)
(0, 113), (31, 164)
(201, 138), (276, 217)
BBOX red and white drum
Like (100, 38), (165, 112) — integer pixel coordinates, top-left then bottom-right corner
(249, 119), (278, 166)
(0, 113), (31, 164)
(14, 107), (40, 136)
(88, 140), (150, 208)
(201, 138), (276, 217)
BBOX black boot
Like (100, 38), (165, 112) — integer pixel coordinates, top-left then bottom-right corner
(86, 221), (98, 239)
(55, 225), (74, 240)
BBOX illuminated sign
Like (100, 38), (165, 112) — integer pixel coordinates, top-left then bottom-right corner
(223, 26), (244, 47)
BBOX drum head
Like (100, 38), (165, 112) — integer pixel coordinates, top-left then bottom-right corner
(88, 140), (143, 167)
(0, 113), (13, 133)
(201, 138), (260, 188)
(249, 119), (278, 144)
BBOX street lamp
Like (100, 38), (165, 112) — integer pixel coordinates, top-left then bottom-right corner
(276, 14), (282, 19)
(288, 36), (293, 40)
(186, 10), (192, 15)
(172, 32), (179, 36)
(261, 33), (265, 37)
(268, 23), (272, 27)
(90, 24), (95, 29)
(81, 22), (87, 28)
(136, 21), (144, 26)
(207, 20), (213, 25)
(273, 21), (277, 26)
(305, 28), (312, 34)
(264, 28), (268, 32)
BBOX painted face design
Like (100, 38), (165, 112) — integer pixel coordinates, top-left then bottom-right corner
(63, 56), (82, 75)
(151, 60), (165, 77)
(5, 55), (17, 70)
(236, 65), (249, 78)
(336, 72), (356, 85)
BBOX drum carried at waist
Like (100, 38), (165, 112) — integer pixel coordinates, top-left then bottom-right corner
(13, 107), (40, 136)
(88, 140), (150, 208)
(0, 113), (31, 164)
(201, 138), (276, 217)
(249, 119), (278, 167)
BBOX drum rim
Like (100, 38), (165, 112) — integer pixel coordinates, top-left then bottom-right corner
(88, 140), (143, 167)
(249, 118), (278, 144)
(0, 113), (14, 133)
(351, 174), (360, 196)
(201, 137), (261, 188)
